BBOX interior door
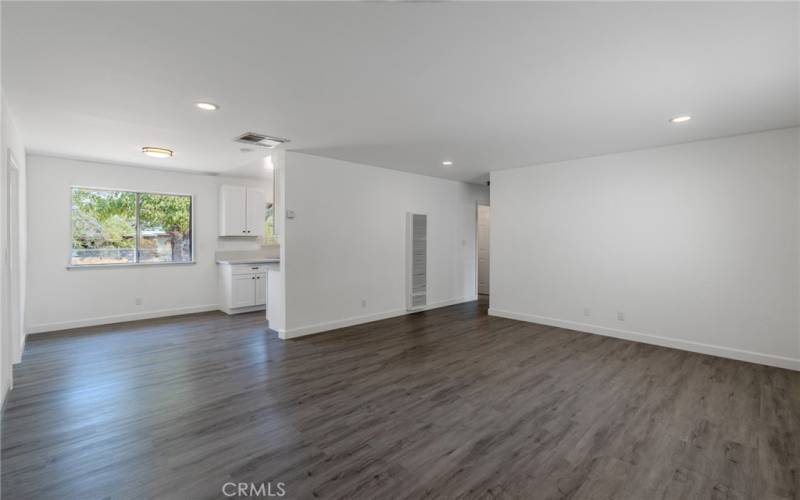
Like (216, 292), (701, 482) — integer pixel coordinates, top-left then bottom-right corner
(246, 188), (266, 237)
(477, 205), (490, 295)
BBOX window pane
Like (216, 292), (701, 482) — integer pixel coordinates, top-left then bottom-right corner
(138, 193), (192, 263)
(264, 202), (274, 241)
(71, 188), (136, 265)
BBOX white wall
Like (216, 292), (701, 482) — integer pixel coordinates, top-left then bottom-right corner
(1, 92), (28, 403)
(281, 152), (489, 337)
(25, 155), (271, 333)
(490, 128), (800, 370)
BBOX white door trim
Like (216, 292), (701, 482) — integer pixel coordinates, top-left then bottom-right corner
(5, 150), (22, 365)
(475, 203), (490, 296)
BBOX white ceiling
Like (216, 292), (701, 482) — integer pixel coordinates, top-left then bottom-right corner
(3, 2), (798, 183)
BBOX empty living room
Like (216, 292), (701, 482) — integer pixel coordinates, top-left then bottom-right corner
(1, 1), (798, 499)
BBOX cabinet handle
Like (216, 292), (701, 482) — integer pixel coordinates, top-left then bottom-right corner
(252, 276), (255, 280)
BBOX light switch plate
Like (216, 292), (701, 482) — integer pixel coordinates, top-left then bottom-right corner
(286, 210), (296, 219)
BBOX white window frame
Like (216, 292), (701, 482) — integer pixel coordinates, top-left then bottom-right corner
(67, 186), (196, 269)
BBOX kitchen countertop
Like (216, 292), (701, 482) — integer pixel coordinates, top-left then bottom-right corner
(216, 258), (280, 265)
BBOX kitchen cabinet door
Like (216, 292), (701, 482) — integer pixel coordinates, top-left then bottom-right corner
(220, 185), (248, 236)
(231, 274), (257, 308)
(246, 188), (266, 237)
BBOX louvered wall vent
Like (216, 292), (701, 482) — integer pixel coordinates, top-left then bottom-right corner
(234, 132), (290, 149)
(406, 213), (427, 311)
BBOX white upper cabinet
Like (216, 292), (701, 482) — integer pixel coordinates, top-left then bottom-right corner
(219, 185), (247, 236)
(219, 185), (266, 237)
(245, 188), (266, 238)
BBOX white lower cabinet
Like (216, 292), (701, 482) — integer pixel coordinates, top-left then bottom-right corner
(219, 264), (268, 314)
(232, 274), (258, 308)
(255, 273), (268, 305)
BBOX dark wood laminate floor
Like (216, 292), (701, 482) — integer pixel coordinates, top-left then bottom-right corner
(2, 298), (799, 500)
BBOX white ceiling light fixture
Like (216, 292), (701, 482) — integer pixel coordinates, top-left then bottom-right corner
(195, 101), (219, 111)
(142, 146), (173, 158)
(442, 160), (454, 166)
(669, 115), (692, 123)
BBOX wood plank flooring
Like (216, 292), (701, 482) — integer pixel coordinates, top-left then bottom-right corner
(2, 298), (799, 499)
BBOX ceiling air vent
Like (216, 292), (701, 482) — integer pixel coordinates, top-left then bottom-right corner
(234, 132), (290, 149)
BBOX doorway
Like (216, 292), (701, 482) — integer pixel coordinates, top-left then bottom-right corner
(4, 152), (21, 364)
(477, 204), (490, 296)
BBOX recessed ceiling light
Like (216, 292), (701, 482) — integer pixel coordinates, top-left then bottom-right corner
(142, 147), (173, 158)
(669, 115), (692, 123)
(195, 102), (219, 111)
(442, 160), (454, 166)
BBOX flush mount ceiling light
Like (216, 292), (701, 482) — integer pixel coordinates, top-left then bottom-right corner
(442, 160), (454, 166)
(669, 115), (692, 123)
(142, 147), (173, 158)
(195, 101), (219, 111)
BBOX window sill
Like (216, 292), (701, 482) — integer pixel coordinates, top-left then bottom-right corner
(66, 261), (197, 270)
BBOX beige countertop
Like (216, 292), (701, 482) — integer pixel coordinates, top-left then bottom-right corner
(215, 258), (280, 265)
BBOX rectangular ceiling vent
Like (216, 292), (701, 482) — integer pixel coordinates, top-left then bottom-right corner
(234, 132), (290, 149)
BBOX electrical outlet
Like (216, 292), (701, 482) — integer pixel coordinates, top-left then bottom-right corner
(617, 311), (625, 321)
(361, 299), (367, 308)
(583, 307), (591, 317)
(135, 297), (143, 306)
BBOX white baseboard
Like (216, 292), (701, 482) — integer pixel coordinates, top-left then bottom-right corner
(219, 304), (266, 315)
(1, 372), (12, 414)
(488, 308), (800, 371)
(280, 296), (475, 340)
(14, 333), (26, 364)
(26, 304), (221, 334)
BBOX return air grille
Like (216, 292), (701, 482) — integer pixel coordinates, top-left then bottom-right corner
(407, 213), (427, 311)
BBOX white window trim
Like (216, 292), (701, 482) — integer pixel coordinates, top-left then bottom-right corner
(67, 185), (196, 269)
